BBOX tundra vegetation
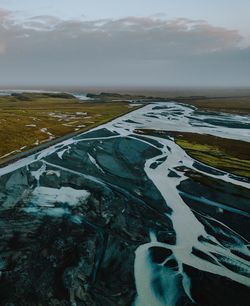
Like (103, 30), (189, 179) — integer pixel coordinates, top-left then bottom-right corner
(174, 132), (250, 179)
(0, 93), (134, 164)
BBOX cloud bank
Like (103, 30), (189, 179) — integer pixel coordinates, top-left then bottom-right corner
(0, 12), (249, 87)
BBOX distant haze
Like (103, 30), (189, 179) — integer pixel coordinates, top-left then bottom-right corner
(0, 0), (250, 88)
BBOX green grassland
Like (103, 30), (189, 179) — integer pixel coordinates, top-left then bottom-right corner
(174, 133), (250, 178)
(0, 93), (134, 164)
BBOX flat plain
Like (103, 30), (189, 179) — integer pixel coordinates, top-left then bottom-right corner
(0, 92), (134, 165)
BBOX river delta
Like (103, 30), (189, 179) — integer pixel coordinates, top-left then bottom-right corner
(0, 102), (249, 305)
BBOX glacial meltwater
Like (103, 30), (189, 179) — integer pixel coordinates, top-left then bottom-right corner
(0, 102), (249, 305)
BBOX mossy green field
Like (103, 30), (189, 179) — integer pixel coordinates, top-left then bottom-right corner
(0, 93), (134, 164)
(175, 133), (250, 178)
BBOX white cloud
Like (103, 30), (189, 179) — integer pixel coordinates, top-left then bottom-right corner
(0, 13), (249, 87)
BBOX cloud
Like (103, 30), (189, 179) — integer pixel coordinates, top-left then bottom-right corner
(0, 9), (10, 19)
(0, 13), (249, 87)
(0, 41), (6, 54)
(22, 15), (62, 31)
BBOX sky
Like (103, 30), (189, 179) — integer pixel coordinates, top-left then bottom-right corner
(0, 0), (249, 88)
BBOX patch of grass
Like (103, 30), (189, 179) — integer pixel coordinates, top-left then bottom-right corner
(0, 93), (135, 164)
(174, 133), (250, 178)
